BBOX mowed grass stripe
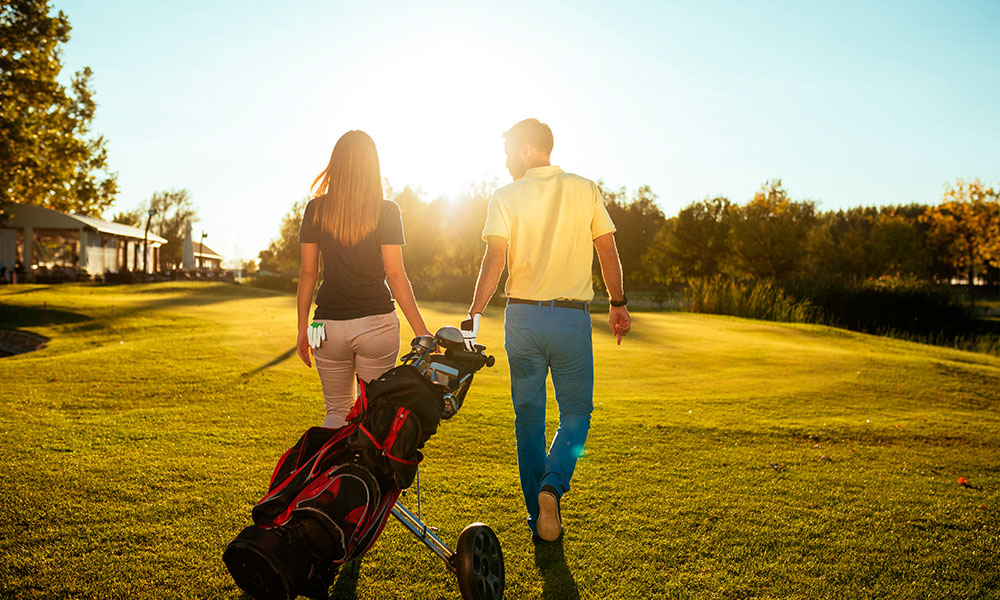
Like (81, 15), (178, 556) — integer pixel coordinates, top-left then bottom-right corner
(1, 282), (998, 599)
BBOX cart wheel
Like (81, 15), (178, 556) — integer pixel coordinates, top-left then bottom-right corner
(454, 523), (504, 600)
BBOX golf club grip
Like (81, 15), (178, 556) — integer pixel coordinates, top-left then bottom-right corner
(447, 348), (491, 367)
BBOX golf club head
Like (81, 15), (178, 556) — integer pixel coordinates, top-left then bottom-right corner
(435, 326), (465, 350)
(410, 335), (436, 352)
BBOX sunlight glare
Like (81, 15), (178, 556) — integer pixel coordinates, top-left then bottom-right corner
(315, 30), (568, 200)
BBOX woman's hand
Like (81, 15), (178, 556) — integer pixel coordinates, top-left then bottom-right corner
(297, 329), (312, 367)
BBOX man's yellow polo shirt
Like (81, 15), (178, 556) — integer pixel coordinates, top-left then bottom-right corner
(482, 165), (616, 302)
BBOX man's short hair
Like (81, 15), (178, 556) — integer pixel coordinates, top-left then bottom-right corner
(503, 118), (554, 156)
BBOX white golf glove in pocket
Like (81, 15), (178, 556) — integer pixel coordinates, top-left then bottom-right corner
(460, 313), (481, 351)
(307, 322), (326, 349)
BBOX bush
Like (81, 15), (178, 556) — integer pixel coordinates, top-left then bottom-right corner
(248, 273), (298, 293)
(800, 277), (974, 337)
(681, 276), (1000, 356)
(683, 277), (820, 323)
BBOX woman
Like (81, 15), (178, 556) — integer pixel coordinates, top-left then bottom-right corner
(296, 130), (431, 428)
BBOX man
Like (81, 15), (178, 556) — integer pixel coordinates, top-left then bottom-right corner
(468, 118), (632, 542)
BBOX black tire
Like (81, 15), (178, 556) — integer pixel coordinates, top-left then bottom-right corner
(454, 523), (505, 600)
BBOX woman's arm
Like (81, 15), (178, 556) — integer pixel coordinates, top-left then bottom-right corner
(296, 242), (320, 367)
(381, 244), (432, 338)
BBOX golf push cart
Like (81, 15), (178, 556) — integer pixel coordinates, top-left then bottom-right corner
(224, 322), (505, 600)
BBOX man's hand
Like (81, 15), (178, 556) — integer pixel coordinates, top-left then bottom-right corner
(461, 313), (481, 351)
(609, 306), (631, 345)
(593, 233), (630, 345)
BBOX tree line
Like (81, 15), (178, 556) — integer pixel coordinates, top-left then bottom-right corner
(256, 178), (1000, 302)
(643, 178), (1000, 290)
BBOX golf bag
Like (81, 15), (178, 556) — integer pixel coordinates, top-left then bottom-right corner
(223, 364), (447, 600)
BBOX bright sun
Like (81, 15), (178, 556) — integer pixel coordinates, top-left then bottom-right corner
(313, 30), (569, 200)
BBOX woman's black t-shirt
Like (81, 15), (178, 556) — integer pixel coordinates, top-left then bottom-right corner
(299, 198), (405, 320)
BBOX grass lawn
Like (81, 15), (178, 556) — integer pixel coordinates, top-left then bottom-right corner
(1, 282), (998, 600)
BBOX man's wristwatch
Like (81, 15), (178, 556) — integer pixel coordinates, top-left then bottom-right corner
(610, 296), (628, 307)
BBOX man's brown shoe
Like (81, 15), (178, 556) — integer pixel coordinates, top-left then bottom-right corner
(537, 485), (562, 542)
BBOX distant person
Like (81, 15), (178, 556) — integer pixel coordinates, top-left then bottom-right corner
(296, 130), (432, 428)
(468, 118), (632, 542)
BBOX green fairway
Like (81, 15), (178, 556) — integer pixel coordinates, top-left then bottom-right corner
(1, 282), (998, 599)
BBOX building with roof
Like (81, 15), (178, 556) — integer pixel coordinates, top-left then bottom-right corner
(0, 204), (168, 283)
(193, 242), (223, 270)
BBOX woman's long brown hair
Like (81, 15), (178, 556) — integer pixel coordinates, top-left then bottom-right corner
(309, 130), (383, 245)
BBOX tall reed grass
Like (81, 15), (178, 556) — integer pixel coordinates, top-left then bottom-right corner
(683, 277), (821, 323)
(682, 276), (1000, 356)
(802, 277), (974, 337)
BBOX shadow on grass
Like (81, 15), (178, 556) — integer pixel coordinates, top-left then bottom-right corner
(0, 286), (51, 297)
(246, 347), (297, 376)
(534, 539), (580, 600)
(0, 302), (90, 328)
(109, 287), (267, 321)
(1, 283), (263, 329)
(330, 556), (362, 600)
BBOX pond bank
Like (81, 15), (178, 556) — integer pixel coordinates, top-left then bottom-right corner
(0, 329), (48, 357)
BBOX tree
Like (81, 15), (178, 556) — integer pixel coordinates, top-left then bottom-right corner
(868, 206), (931, 279)
(605, 184), (666, 287)
(597, 182), (666, 289)
(644, 196), (733, 283)
(258, 198), (307, 274)
(117, 189), (198, 270)
(240, 259), (257, 275)
(111, 207), (143, 226)
(0, 0), (117, 219)
(920, 179), (1000, 287)
(392, 185), (435, 285)
(730, 180), (816, 280)
(808, 207), (877, 282)
(395, 181), (494, 299)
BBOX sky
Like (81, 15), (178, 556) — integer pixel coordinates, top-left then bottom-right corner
(54, 0), (1000, 266)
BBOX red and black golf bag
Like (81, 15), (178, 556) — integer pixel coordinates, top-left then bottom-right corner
(223, 364), (449, 600)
